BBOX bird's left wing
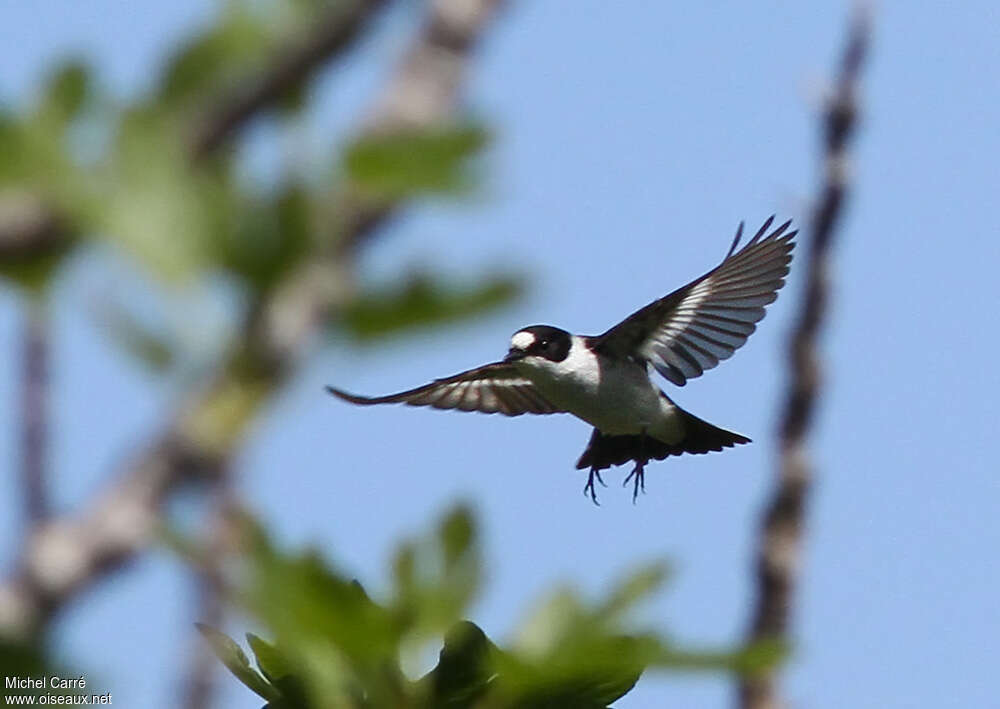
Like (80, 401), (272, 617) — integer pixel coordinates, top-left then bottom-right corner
(326, 362), (565, 416)
(592, 216), (796, 386)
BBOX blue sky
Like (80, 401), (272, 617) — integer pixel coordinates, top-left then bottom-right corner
(2, 1), (998, 707)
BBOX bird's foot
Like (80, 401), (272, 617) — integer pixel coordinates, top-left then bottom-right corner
(623, 459), (647, 503)
(583, 467), (607, 505)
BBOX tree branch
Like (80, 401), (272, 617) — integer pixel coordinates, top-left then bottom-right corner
(179, 481), (238, 709)
(738, 9), (871, 709)
(0, 0), (506, 641)
(189, 0), (390, 159)
(20, 297), (50, 530)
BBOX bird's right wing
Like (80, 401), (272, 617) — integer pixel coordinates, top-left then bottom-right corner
(592, 216), (796, 386)
(326, 362), (565, 416)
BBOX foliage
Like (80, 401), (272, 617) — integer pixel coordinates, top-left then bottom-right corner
(199, 506), (784, 708)
(343, 125), (490, 200)
(342, 271), (524, 341)
(0, 0), (520, 353)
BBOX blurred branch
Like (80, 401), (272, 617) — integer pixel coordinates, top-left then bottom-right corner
(0, 0), (506, 641)
(180, 483), (238, 709)
(189, 0), (390, 159)
(0, 0), (389, 253)
(738, 9), (871, 709)
(20, 297), (50, 528)
(182, 570), (224, 709)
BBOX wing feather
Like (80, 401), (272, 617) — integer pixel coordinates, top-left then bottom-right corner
(326, 362), (564, 416)
(594, 217), (796, 386)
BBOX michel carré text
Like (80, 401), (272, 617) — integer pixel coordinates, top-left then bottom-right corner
(5, 676), (87, 690)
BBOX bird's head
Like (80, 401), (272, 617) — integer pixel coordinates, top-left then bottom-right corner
(505, 325), (572, 364)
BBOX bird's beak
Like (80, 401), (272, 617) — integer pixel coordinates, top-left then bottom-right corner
(504, 348), (524, 363)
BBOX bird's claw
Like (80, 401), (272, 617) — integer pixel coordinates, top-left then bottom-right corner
(583, 468), (606, 505)
(622, 459), (647, 503)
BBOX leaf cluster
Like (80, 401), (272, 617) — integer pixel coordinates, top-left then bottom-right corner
(200, 506), (784, 708)
(0, 0), (522, 371)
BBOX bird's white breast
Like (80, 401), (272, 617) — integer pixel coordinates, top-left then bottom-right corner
(517, 336), (683, 441)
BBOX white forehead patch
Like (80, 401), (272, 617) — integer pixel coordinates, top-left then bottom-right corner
(510, 330), (536, 350)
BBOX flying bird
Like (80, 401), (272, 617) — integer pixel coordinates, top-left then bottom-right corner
(328, 217), (796, 503)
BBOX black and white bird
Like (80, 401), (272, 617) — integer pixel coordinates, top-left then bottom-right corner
(327, 217), (796, 502)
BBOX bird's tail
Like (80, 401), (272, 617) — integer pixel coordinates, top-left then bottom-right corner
(575, 409), (750, 471)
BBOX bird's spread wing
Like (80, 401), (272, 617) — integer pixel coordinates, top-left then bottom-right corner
(326, 362), (565, 416)
(593, 216), (796, 386)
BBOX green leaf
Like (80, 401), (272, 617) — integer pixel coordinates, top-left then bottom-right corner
(512, 588), (586, 658)
(159, 34), (229, 107)
(391, 542), (418, 602)
(389, 504), (482, 640)
(245, 633), (312, 708)
(40, 60), (91, 124)
(497, 573), (683, 707)
(343, 124), (489, 199)
(0, 112), (20, 177)
(418, 621), (497, 708)
(214, 182), (311, 292)
(730, 637), (788, 675)
(196, 624), (280, 702)
(494, 635), (647, 708)
(98, 301), (174, 372)
(341, 271), (524, 341)
(439, 505), (475, 570)
(240, 518), (404, 673)
(157, 5), (272, 109)
(597, 562), (670, 622)
(246, 633), (293, 685)
(647, 635), (789, 676)
(101, 109), (237, 281)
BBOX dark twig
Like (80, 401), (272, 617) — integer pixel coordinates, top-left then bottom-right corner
(0, 0), (507, 641)
(739, 9), (871, 709)
(181, 576), (223, 709)
(190, 0), (390, 159)
(180, 482), (238, 709)
(20, 297), (50, 527)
